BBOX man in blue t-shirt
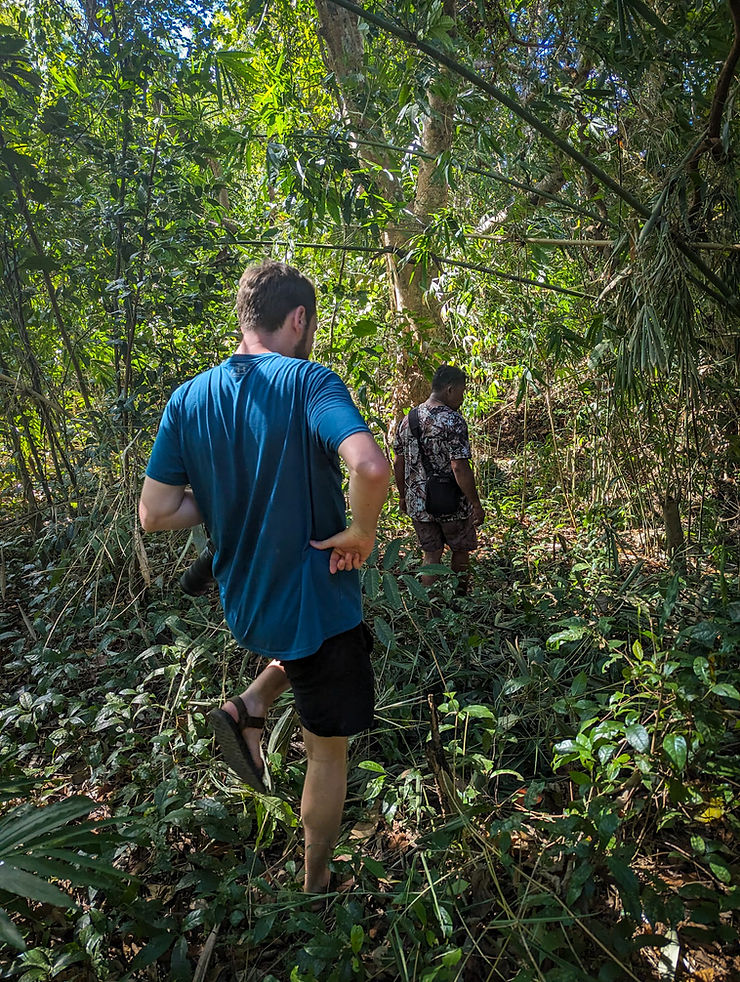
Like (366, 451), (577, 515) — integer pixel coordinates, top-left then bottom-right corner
(139, 261), (389, 897)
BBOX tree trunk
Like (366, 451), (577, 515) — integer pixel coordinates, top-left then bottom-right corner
(662, 495), (686, 571)
(314, 0), (455, 413)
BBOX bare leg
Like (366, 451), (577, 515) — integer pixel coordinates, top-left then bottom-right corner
(221, 660), (290, 775)
(301, 729), (348, 893)
(450, 550), (470, 595)
(421, 548), (444, 587)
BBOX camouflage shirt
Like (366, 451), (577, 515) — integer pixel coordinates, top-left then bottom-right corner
(393, 403), (472, 522)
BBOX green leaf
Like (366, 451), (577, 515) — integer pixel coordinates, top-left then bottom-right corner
(20, 254), (59, 273)
(170, 935), (192, 982)
(350, 923), (364, 954)
(350, 318), (377, 338)
(662, 734), (687, 772)
(711, 683), (740, 701)
(357, 760), (385, 773)
(554, 739), (578, 755)
(373, 616), (395, 649)
(570, 671), (588, 696)
(626, 0), (669, 34)
(0, 907), (25, 950)
(418, 564), (451, 575)
(381, 538), (403, 570)
(125, 933), (173, 974)
(606, 856), (642, 920)
(547, 624), (588, 648)
(625, 724), (650, 753)
(362, 567), (379, 600)
(693, 657), (711, 685)
(400, 574), (429, 603)
(0, 862), (75, 908)
(441, 948), (462, 967)
(362, 856), (387, 878)
(709, 858), (732, 885)
(381, 573), (402, 610)
(0, 797), (93, 854)
(252, 912), (275, 944)
(0, 28), (28, 57)
(0, 146), (37, 179)
(462, 705), (495, 720)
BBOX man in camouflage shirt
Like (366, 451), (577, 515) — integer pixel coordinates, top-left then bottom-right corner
(393, 365), (485, 593)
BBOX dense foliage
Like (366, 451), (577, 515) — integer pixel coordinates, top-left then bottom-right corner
(1, 0), (739, 979)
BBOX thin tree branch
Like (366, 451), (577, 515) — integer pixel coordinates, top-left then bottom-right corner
(225, 237), (596, 299)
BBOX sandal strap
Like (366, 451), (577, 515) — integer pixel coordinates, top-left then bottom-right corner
(228, 695), (265, 730)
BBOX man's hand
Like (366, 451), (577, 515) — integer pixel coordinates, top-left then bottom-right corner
(471, 502), (485, 526)
(310, 525), (377, 574)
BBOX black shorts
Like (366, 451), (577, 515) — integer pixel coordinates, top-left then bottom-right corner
(281, 622), (375, 738)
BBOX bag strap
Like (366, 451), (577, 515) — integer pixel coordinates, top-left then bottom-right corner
(408, 406), (435, 476)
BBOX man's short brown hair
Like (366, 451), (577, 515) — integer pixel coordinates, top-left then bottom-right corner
(236, 261), (317, 333)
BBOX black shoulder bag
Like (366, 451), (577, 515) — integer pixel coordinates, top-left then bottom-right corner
(408, 407), (464, 518)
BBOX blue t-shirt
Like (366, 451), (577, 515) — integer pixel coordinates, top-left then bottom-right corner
(145, 353), (371, 659)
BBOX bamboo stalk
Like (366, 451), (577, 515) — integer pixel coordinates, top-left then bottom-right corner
(0, 128), (92, 408)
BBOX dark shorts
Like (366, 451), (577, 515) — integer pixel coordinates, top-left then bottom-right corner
(412, 515), (478, 553)
(280, 622), (375, 738)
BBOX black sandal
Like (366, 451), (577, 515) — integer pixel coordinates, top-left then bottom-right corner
(208, 695), (266, 793)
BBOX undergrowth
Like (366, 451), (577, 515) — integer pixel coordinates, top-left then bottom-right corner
(1, 495), (739, 981)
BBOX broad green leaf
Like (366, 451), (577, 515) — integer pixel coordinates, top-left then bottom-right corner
(20, 254), (59, 273)
(554, 739), (578, 755)
(625, 723), (650, 753)
(0, 146), (37, 179)
(381, 538), (403, 570)
(709, 858), (732, 885)
(357, 760), (385, 773)
(400, 574), (429, 603)
(0, 861), (75, 907)
(0, 797), (93, 854)
(381, 573), (402, 609)
(547, 625), (588, 648)
(125, 933), (173, 974)
(711, 683), (740, 701)
(362, 856), (387, 878)
(373, 616), (395, 649)
(350, 318), (376, 338)
(0, 907), (25, 950)
(252, 913), (275, 944)
(462, 705), (495, 720)
(418, 564), (451, 575)
(606, 857), (642, 920)
(170, 935), (192, 982)
(350, 923), (364, 954)
(571, 671), (588, 696)
(662, 734), (687, 772)
(362, 567), (379, 600)
(693, 657), (711, 685)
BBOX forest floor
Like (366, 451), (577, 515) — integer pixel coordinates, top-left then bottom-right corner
(1, 493), (739, 982)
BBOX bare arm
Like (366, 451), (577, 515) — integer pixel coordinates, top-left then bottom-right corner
(393, 453), (407, 513)
(139, 476), (204, 532)
(310, 431), (390, 573)
(450, 458), (485, 525)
